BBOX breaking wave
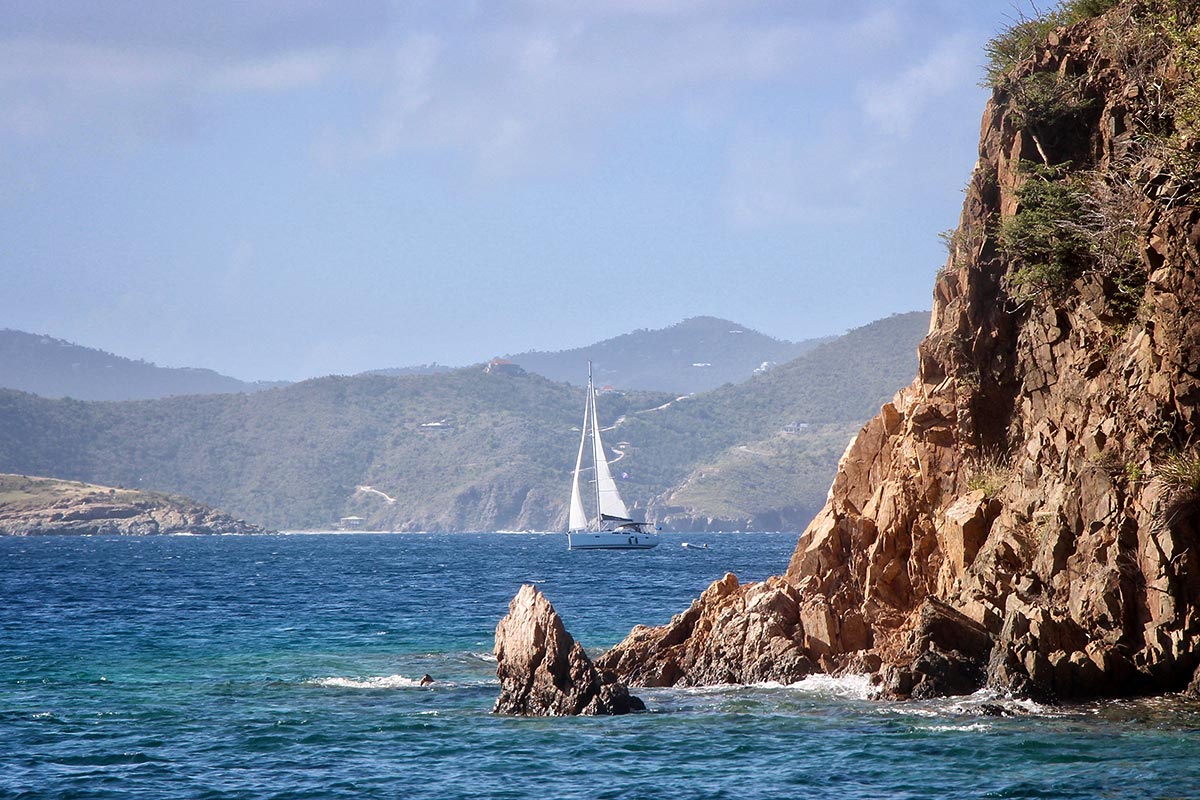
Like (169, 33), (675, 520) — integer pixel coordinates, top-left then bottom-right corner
(309, 674), (427, 690)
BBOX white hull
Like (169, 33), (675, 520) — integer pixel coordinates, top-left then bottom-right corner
(568, 531), (659, 550)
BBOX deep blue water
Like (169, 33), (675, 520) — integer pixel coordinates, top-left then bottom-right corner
(2, 532), (1198, 800)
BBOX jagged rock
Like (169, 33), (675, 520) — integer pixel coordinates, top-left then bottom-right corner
(596, 573), (815, 686)
(600, 4), (1200, 702)
(881, 599), (994, 699)
(493, 584), (644, 716)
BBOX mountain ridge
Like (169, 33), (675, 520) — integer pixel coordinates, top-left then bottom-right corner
(0, 329), (283, 401)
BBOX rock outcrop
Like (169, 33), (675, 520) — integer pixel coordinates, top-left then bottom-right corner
(0, 474), (267, 535)
(600, 2), (1200, 701)
(494, 584), (644, 716)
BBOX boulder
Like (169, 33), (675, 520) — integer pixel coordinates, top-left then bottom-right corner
(493, 584), (644, 716)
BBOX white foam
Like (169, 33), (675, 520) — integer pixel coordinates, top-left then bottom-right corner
(783, 673), (877, 700)
(922, 722), (992, 732)
(311, 674), (424, 689)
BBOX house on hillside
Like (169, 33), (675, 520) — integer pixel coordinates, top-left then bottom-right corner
(484, 358), (526, 376)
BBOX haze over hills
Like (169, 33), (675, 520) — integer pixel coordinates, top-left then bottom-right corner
(0, 330), (282, 401)
(0, 311), (929, 532)
(505, 316), (833, 394)
(4, 316), (831, 402)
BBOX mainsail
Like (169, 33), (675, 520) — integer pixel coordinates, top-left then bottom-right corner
(589, 383), (630, 521)
(568, 395), (589, 532)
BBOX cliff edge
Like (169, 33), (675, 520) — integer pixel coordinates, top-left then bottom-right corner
(599, 1), (1200, 701)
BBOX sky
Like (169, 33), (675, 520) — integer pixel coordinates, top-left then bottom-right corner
(1, 1), (1025, 382)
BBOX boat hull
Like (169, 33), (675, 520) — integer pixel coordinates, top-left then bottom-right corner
(568, 531), (659, 550)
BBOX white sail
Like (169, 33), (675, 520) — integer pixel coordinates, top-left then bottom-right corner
(568, 394), (590, 531)
(565, 362), (658, 550)
(590, 384), (630, 521)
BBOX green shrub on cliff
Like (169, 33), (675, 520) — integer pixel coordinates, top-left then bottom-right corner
(983, 0), (1120, 88)
(1000, 161), (1145, 313)
(1156, 450), (1200, 495)
(966, 451), (1012, 499)
(999, 163), (1089, 302)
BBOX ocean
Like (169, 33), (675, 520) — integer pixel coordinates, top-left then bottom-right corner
(2, 532), (1198, 800)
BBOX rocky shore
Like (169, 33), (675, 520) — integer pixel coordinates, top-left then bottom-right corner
(597, 3), (1200, 702)
(0, 474), (267, 536)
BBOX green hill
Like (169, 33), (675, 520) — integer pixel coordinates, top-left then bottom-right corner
(0, 329), (282, 400)
(0, 312), (928, 532)
(506, 316), (831, 394)
(610, 311), (930, 529)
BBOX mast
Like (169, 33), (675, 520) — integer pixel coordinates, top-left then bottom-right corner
(588, 361), (602, 531)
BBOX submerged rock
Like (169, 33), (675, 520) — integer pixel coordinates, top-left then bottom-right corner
(493, 584), (644, 716)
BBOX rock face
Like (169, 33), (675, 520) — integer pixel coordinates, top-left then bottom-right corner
(494, 584), (644, 716)
(600, 4), (1200, 701)
(0, 474), (267, 535)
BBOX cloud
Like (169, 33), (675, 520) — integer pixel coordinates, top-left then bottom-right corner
(207, 49), (342, 92)
(0, 2), (996, 177)
(724, 125), (886, 229)
(856, 33), (977, 136)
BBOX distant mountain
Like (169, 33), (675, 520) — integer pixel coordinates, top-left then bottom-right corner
(505, 316), (833, 394)
(0, 330), (284, 400)
(0, 311), (929, 532)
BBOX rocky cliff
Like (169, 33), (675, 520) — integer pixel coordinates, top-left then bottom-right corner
(599, 1), (1200, 701)
(0, 474), (268, 536)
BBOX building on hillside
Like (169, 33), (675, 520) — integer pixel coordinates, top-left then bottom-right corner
(339, 515), (365, 530)
(484, 358), (527, 376)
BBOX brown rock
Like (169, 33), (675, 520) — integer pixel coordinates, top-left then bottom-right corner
(493, 584), (644, 716)
(596, 574), (815, 686)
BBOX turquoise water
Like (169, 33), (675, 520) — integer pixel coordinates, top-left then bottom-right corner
(2, 532), (1198, 799)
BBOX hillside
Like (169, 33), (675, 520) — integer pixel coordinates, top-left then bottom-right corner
(0, 313), (927, 532)
(0, 474), (266, 535)
(628, 311), (930, 530)
(598, 0), (1200, 702)
(0, 329), (282, 400)
(0, 370), (670, 531)
(506, 316), (831, 394)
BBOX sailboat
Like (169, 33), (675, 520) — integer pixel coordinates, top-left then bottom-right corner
(567, 363), (659, 551)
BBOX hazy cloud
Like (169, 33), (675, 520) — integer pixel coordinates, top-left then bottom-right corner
(857, 34), (977, 135)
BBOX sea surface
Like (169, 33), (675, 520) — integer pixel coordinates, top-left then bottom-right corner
(2, 532), (1198, 800)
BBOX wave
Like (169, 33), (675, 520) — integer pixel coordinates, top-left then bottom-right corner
(309, 674), (428, 690)
(782, 673), (877, 700)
